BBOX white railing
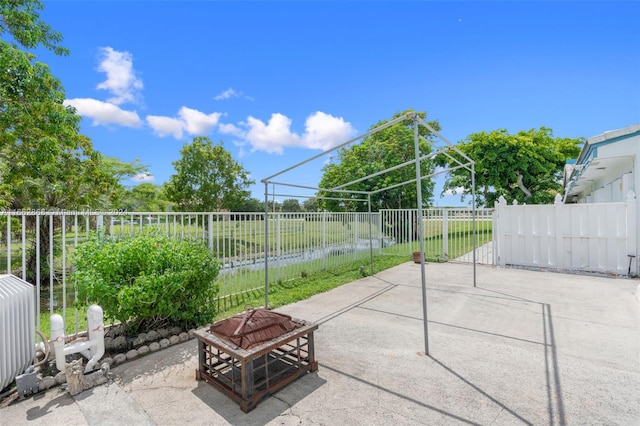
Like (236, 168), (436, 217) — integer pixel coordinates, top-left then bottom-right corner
(0, 210), (385, 334)
(379, 208), (495, 263)
(493, 192), (637, 275)
(1, 208), (490, 334)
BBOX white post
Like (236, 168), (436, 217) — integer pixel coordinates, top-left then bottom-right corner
(442, 208), (449, 259)
(626, 190), (637, 275)
(495, 196), (507, 266)
(553, 194), (563, 269)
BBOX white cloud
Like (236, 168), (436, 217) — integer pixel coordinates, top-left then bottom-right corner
(145, 107), (223, 139)
(301, 111), (355, 151)
(178, 107), (222, 135)
(96, 47), (143, 105)
(214, 88), (239, 100)
(235, 112), (356, 154)
(443, 187), (465, 196)
(146, 115), (184, 138)
(244, 113), (300, 154)
(219, 122), (245, 138)
(64, 98), (142, 127)
(214, 87), (253, 101)
(131, 172), (154, 182)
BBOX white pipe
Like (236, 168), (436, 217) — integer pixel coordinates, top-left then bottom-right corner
(63, 340), (95, 355)
(50, 314), (67, 373)
(50, 305), (105, 373)
(84, 305), (105, 372)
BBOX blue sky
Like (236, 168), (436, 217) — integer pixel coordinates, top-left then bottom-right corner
(36, 1), (640, 207)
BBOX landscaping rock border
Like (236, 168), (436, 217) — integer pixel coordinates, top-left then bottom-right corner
(2, 326), (199, 403)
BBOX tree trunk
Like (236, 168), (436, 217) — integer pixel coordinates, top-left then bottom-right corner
(515, 172), (532, 199)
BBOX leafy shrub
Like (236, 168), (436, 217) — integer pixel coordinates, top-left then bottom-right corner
(73, 229), (220, 331)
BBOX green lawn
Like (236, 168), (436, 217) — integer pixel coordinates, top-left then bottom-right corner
(36, 253), (410, 338)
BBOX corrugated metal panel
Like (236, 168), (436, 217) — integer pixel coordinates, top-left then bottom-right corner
(0, 274), (35, 390)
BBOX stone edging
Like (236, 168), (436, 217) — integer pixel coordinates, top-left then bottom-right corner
(33, 328), (197, 393)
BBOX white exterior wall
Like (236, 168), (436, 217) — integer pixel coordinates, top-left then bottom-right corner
(571, 133), (639, 274)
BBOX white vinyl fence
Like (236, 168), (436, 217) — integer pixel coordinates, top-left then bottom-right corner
(493, 192), (637, 275)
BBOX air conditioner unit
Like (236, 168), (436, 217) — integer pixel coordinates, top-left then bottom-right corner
(0, 274), (35, 391)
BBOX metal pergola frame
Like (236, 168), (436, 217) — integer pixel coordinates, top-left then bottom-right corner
(261, 111), (476, 355)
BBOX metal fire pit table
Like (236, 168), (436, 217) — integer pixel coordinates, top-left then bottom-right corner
(194, 309), (318, 412)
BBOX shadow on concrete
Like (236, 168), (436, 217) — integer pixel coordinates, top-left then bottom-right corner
(321, 363), (480, 425)
(477, 286), (566, 426)
(24, 390), (75, 422)
(428, 356), (533, 425)
(542, 303), (567, 426)
(314, 282), (398, 325)
(113, 341), (197, 387)
(329, 276), (567, 426)
(191, 371), (327, 425)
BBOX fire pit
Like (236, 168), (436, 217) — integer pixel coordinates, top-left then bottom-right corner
(194, 308), (318, 412)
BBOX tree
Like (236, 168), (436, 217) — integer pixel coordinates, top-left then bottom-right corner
(235, 197), (264, 213)
(317, 110), (439, 212)
(302, 197), (318, 212)
(1, 0), (68, 208)
(1, 0), (120, 211)
(281, 198), (301, 212)
(165, 137), (254, 212)
(1, 1), (146, 283)
(120, 183), (171, 212)
(0, 0), (68, 55)
(436, 127), (583, 207)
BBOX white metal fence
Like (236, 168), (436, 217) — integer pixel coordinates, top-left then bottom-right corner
(0, 208), (488, 334)
(379, 208), (495, 264)
(0, 211), (386, 333)
(493, 192), (637, 275)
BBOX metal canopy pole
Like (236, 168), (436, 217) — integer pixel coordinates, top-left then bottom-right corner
(263, 182), (270, 309)
(367, 194), (374, 276)
(413, 117), (429, 356)
(472, 164), (477, 287)
(258, 108), (479, 355)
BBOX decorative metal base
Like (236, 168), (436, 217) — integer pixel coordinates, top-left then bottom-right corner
(194, 319), (318, 412)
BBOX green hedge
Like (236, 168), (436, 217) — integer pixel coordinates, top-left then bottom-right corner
(73, 229), (220, 331)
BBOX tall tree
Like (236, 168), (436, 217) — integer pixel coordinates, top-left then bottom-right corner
(0, 0), (68, 55)
(165, 137), (254, 212)
(0, 0), (125, 211)
(302, 197), (318, 212)
(437, 127), (583, 206)
(235, 197), (264, 213)
(281, 198), (301, 212)
(1, 1), (144, 283)
(120, 183), (171, 212)
(318, 110), (439, 212)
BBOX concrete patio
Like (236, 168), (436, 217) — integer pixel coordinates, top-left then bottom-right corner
(2, 261), (639, 425)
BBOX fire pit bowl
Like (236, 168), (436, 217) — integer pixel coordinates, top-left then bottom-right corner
(194, 308), (318, 412)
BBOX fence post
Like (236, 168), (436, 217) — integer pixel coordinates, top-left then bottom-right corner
(442, 208), (449, 259)
(208, 214), (213, 251)
(626, 190), (637, 275)
(276, 213), (281, 282)
(322, 211), (327, 270)
(495, 196), (507, 266)
(6, 213), (10, 273)
(21, 215), (26, 280)
(554, 194), (564, 269)
(492, 200), (498, 265)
